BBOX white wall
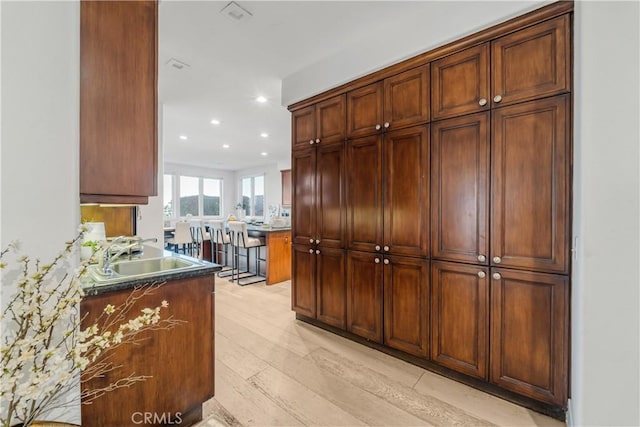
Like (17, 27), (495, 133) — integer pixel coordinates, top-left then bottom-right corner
(571, 2), (640, 426)
(0, 0), (81, 423)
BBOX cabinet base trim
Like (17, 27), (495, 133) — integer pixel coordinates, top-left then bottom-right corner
(295, 313), (567, 421)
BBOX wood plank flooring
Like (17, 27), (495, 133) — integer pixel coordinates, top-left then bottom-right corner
(196, 277), (565, 427)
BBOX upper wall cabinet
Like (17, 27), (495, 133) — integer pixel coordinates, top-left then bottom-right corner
(347, 65), (430, 138)
(292, 95), (346, 150)
(431, 15), (570, 121)
(80, 0), (158, 205)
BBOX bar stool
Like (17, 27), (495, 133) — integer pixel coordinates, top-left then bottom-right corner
(228, 221), (266, 286)
(166, 221), (193, 255)
(208, 219), (232, 275)
(191, 220), (210, 259)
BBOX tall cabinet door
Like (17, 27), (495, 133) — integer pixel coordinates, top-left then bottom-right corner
(384, 125), (430, 257)
(292, 148), (316, 246)
(490, 268), (568, 406)
(491, 95), (570, 273)
(316, 248), (346, 329)
(346, 135), (384, 253)
(346, 251), (383, 343)
(316, 142), (346, 248)
(383, 255), (429, 358)
(431, 261), (489, 379)
(431, 113), (489, 264)
(431, 44), (490, 120)
(291, 244), (316, 318)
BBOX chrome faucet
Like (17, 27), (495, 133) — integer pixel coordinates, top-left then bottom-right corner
(101, 236), (158, 275)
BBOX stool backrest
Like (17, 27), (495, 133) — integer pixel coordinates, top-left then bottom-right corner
(209, 220), (230, 244)
(228, 221), (249, 248)
(173, 221), (193, 245)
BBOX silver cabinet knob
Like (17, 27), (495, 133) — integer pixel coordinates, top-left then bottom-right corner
(493, 256), (502, 264)
(375, 124), (381, 130)
(315, 239), (320, 244)
(383, 259), (390, 265)
(309, 239), (314, 244)
(309, 140), (314, 145)
(477, 271), (486, 278)
(477, 254), (486, 262)
(374, 258), (380, 264)
(478, 98), (488, 106)
(492, 272), (501, 280)
(309, 249), (314, 254)
(316, 250), (320, 255)
(383, 122), (390, 128)
(315, 138), (320, 144)
(493, 95), (502, 103)
(375, 245), (381, 251)
(383, 246), (389, 252)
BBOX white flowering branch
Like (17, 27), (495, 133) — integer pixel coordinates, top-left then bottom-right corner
(0, 229), (184, 427)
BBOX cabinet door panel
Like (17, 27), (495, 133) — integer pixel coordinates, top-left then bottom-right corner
(316, 95), (346, 144)
(491, 95), (569, 273)
(291, 245), (316, 318)
(292, 105), (316, 150)
(292, 148), (316, 246)
(431, 261), (488, 379)
(346, 135), (384, 252)
(384, 126), (430, 257)
(431, 113), (489, 264)
(384, 65), (430, 129)
(431, 44), (489, 120)
(347, 251), (383, 342)
(347, 82), (384, 138)
(316, 142), (345, 248)
(492, 15), (570, 106)
(384, 256), (429, 358)
(316, 248), (346, 329)
(490, 268), (568, 406)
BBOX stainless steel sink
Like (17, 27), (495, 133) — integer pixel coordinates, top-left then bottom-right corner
(86, 256), (201, 284)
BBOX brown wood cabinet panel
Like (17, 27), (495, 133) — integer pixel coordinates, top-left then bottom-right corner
(81, 276), (214, 426)
(491, 95), (570, 273)
(292, 148), (316, 246)
(316, 95), (346, 144)
(80, 0), (158, 204)
(316, 142), (346, 248)
(431, 261), (489, 379)
(292, 105), (316, 149)
(281, 169), (292, 207)
(383, 255), (429, 358)
(347, 82), (384, 138)
(347, 250), (383, 343)
(431, 44), (490, 120)
(291, 244), (316, 318)
(383, 125), (430, 257)
(490, 268), (568, 406)
(316, 248), (347, 329)
(266, 231), (291, 285)
(491, 15), (570, 107)
(431, 113), (489, 264)
(384, 65), (430, 130)
(346, 135), (384, 252)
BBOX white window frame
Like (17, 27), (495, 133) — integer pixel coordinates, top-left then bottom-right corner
(239, 174), (265, 219)
(164, 173), (224, 220)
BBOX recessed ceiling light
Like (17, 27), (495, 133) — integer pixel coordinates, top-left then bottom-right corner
(260, 132), (269, 138)
(261, 152), (268, 156)
(210, 119), (220, 125)
(179, 135), (188, 140)
(255, 96), (267, 103)
(222, 144), (230, 149)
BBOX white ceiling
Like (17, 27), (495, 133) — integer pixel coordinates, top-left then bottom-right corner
(159, 1), (545, 172)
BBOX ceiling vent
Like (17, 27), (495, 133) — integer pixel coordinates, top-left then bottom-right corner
(220, 1), (253, 22)
(166, 58), (190, 70)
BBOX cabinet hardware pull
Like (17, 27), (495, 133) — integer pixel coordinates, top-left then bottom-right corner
(309, 239), (314, 244)
(479, 98), (488, 106)
(309, 249), (314, 254)
(383, 246), (389, 252)
(383, 122), (390, 128)
(383, 259), (390, 265)
(492, 272), (501, 280)
(477, 254), (486, 262)
(309, 140), (314, 145)
(375, 245), (381, 251)
(375, 124), (381, 130)
(315, 138), (320, 143)
(316, 250), (320, 255)
(477, 271), (486, 278)
(493, 95), (502, 103)
(493, 256), (502, 264)
(374, 258), (380, 264)
(315, 239), (320, 244)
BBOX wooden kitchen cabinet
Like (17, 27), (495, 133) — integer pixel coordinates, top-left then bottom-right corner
(431, 261), (489, 379)
(292, 95), (346, 150)
(383, 255), (429, 358)
(347, 65), (430, 138)
(347, 125), (429, 257)
(346, 250), (383, 343)
(291, 244), (316, 318)
(431, 112), (490, 264)
(81, 275), (214, 426)
(80, 0), (158, 204)
(265, 230), (291, 285)
(490, 268), (568, 406)
(281, 169), (292, 207)
(491, 95), (570, 274)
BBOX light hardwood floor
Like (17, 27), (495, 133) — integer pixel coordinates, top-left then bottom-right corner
(197, 277), (565, 427)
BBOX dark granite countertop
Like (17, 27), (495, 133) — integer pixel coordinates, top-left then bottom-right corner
(81, 245), (221, 296)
